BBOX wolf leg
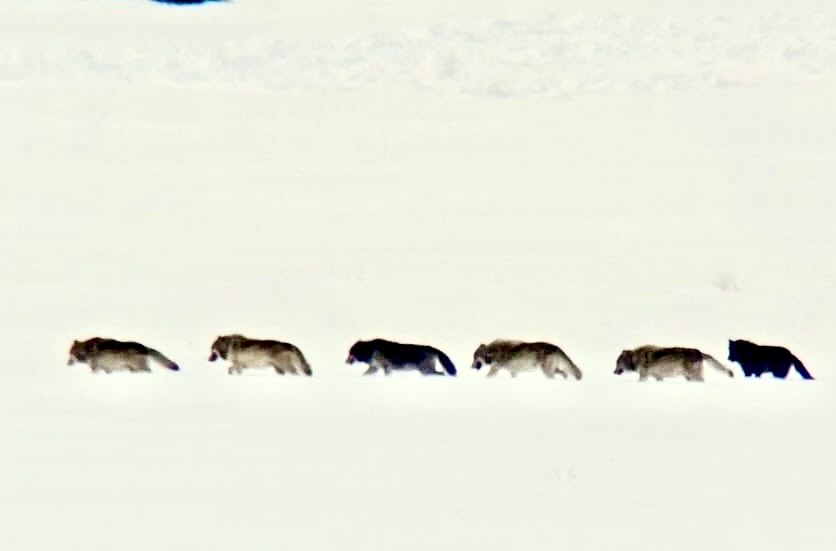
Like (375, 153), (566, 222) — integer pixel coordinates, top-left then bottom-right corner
(547, 360), (568, 379)
(94, 357), (115, 373)
(270, 361), (286, 375)
(539, 361), (555, 378)
(418, 358), (443, 376)
(129, 358), (151, 372)
(369, 357), (393, 376)
(419, 366), (445, 375)
(686, 369), (704, 382)
(486, 365), (501, 377)
(279, 355), (298, 375)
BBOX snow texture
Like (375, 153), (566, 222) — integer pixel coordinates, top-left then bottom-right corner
(2, 7), (835, 98)
(0, 1), (834, 550)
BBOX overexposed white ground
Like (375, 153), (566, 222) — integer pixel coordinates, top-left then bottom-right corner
(1, 1), (834, 549)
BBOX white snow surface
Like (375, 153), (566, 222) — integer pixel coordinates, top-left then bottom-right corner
(3, 2), (836, 97)
(1, 0), (835, 549)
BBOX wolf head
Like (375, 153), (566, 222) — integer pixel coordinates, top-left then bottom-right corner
(67, 338), (104, 366)
(346, 340), (374, 364)
(727, 339), (743, 362)
(614, 350), (636, 375)
(209, 334), (245, 362)
(67, 340), (85, 365)
(471, 344), (491, 370)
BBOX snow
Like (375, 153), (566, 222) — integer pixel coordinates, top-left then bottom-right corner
(1, 0), (835, 549)
(3, 6), (835, 96)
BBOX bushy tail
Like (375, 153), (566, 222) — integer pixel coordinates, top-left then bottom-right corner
(147, 348), (180, 371)
(791, 354), (814, 380)
(433, 349), (457, 376)
(564, 355), (583, 380)
(702, 353), (734, 377)
(296, 349), (313, 376)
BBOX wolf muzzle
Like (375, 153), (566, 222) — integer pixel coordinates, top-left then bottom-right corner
(613, 367), (624, 375)
(345, 355), (356, 364)
(472, 360), (482, 370)
(208, 351), (219, 362)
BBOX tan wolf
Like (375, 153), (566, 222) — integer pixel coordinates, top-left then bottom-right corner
(67, 337), (180, 373)
(614, 345), (734, 382)
(209, 334), (313, 376)
(471, 339), (583, 379)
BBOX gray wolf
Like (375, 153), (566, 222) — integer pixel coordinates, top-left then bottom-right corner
(68, 337), (180, 373)
(209, 334), (312, 376)
(615, 345), (733, 381)
(471, 339), (582, 379)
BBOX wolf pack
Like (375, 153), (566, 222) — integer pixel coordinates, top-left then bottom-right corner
(66, 335), (815, 381)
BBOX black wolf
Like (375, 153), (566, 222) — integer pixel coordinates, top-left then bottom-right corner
(346, 338), (456, 376)
(728, 339), (813, 380)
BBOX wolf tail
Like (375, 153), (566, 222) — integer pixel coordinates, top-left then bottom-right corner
(296, 349), (313, 376)
(433, 348), (457, 376)
(702, 353), (734, 377)
(147, 348), (180, 371)
(563, 353), (583, 380)
(791, 354), (814, 380)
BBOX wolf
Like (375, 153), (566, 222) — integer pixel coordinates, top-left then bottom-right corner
(345, 338), (456, 376)
(614, 345), (734, 382)
(471, 339), (583, 379)
(209, 334), (313, 376)
(67, 337), (180, 373)
(728, 339), (813, 380)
